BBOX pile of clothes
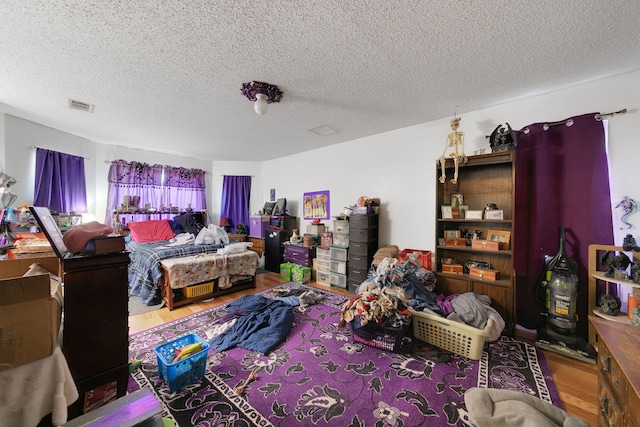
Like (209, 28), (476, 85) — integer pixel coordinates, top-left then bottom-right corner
(344, 257), (505, 341)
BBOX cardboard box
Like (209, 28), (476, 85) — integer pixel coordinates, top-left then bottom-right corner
(280, 262), (294, 281)
(0, 256), (62, 371)
(442, 264), (463, 274)
(471, 239), (500, 251)
(445, 238), (467, 247)
(292, 264), (311, 284)
(469, 267), (501, 280)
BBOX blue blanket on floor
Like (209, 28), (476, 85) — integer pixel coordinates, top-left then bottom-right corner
(209, 294), (294, 354)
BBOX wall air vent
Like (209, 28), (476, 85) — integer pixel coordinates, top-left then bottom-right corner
(68, 99), (95, 113)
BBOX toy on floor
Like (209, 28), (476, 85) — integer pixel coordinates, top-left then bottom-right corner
(129, 358), (142, 373)
(234, 370), (257, 395)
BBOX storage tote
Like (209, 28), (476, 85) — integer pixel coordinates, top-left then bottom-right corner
(154, 333), (210, 392)
(350, 321), (409, 353)
(409, 308), (493, 360)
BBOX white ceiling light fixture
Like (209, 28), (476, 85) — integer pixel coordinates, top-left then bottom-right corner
(241, 81), (283, 115)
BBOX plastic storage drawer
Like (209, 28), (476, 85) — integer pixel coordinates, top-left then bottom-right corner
(330, 271), (347, 288)
(349, 214), (379, 228)
(316, 268), (330, 286)
(349, 227), (378, 243)
(332, 232), (349, 248)
(330, 246), (348, 261)
(316, 247), (331, 261)
(330, 259), (348, 274)
(333, 220), (349, 234)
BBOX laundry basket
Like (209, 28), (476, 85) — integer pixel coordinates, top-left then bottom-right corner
(409, 308), (493, 360)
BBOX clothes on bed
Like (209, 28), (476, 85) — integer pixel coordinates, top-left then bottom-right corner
(209, 295), (295, 354)
(172, 212), (204, 235)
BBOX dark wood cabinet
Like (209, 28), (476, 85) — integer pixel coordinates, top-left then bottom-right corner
(434, 152), (516, 336)
(61, 252), (130, 418)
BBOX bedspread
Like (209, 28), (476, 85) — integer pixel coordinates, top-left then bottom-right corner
(127, 239), (222, 304)
(161, 250), (259, 290)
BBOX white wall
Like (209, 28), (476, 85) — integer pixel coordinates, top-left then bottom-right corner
(1, 70), (639, 252)
(0, 114), (213, 223)
(261, 70), (640, 253)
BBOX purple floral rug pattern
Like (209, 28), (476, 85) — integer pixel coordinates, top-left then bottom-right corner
(128, 283), (561, 426)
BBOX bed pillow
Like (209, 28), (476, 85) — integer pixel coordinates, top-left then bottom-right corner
(128, 220), (176, 243)
(168, 219), (183, 235)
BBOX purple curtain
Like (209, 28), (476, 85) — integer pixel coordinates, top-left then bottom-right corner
(514, 113), (613, 339)
(163, 167), (206, 212)
(34, 148), (87, 213)
(105, 160), (163, 222)
(220, 176), (251, 233)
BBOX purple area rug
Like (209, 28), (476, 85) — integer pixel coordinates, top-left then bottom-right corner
(128, 282), (561, 426)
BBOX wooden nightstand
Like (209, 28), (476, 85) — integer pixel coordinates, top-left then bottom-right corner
(227, 233), (248, 243)
(248, 237), (265, 257)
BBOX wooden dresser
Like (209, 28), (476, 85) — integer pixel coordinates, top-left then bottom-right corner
(62, 252), (131, 419)
(590, 316), (640, 426)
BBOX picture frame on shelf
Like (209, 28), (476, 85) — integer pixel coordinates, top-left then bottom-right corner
(484, 209), (504, 220)
(451, 193), (464, 208)
(438, 238), (446, 246)
(444, 229), (461, 238)
(465, 210), (483, 219)
(441, 204), (453, 219)
(487, 229), (511, 249)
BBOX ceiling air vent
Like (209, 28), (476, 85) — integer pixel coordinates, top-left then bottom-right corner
(308, 125), (336, 136)
(68, 99), (95, 113)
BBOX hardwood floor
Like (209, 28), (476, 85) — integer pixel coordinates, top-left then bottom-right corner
(129, 272), (598, 426)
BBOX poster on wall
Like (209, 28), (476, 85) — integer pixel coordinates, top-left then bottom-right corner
(303, 190), (330, 220)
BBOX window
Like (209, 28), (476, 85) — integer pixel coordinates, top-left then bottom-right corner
(105, 160), (206, 222)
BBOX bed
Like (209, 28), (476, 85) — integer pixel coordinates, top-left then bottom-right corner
(127, 239), (223, 305)
(160, 250), (260, 310)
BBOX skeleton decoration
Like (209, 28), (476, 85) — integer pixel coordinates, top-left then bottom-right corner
(439, 117), (468, 184)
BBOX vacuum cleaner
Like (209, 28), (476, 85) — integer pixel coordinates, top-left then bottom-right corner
(534, 226), (595, 363)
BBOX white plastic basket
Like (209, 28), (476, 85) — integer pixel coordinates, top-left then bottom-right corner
(409, 308), (493, 360)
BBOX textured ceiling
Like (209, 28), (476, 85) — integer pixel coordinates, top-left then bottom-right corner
(1, 1), (640, 162)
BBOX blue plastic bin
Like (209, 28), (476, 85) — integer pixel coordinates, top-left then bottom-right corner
(154, 333), (210, 392)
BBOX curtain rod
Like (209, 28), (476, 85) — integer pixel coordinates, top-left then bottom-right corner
(485, 108), (628, 138)
(30, 145), (90, 160)
(543, 108), (628, 128)
(104, 159), (207, 173)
